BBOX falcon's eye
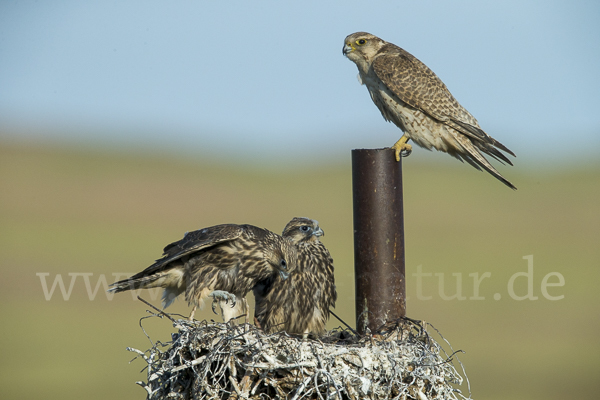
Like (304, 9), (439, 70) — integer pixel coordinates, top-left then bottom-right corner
(356, 39), (367, 45)
(300, 226), (310, 232)
(280, 259), (287, 269)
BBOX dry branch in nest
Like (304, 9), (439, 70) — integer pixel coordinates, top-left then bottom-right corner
(128, 313), (471, 400)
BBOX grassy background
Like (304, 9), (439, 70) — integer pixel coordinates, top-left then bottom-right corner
(1, 140), (598, 399)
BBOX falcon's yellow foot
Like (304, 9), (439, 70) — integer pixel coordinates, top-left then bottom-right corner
(391, 136), (412, 161)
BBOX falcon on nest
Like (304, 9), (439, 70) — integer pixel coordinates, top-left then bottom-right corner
(108, 223), (296, 322)
(253, 217), (337, 337)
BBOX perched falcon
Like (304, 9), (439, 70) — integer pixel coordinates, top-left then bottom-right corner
(343, 32), (516, 189)
(253, 217), (337, 337)
(108, 224), (296, 322)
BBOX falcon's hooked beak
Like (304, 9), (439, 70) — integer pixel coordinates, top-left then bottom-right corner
(279, 270), (289, 280)
(313, 227), (324, 237)
(342, 42), (354, 56)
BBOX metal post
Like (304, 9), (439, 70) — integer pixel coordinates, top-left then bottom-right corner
(352, 148), (406, 334)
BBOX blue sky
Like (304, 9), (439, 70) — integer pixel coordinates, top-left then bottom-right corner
(1, 0), (599, 164)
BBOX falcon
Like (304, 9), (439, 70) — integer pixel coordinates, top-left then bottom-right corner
(253, 217), (337, 337)
(108, 223), (296, 322)
(343, 32), (517, 189)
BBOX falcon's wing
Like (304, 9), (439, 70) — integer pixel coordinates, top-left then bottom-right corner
(372, 47), (459, 122)
(119, 224), (245, 283)
(372, 48), (515, 161)
(159, 224), (244, 264)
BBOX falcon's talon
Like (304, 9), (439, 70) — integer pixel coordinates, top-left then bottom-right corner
(391, 136), (412, 161)
(392, 142), (412, 161)
(209, 290), (237, 315)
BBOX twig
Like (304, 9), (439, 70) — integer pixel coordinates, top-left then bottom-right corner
(329, 309), (359, 336)
(290, 376), (313, 400)
(243, 361), (317, 370)
(171, 355), (207, 372)
(137, 296), (177, 324)
(229, 376), (244, 399)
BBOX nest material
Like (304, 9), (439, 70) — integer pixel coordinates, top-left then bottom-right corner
(129, 315), (470, 400)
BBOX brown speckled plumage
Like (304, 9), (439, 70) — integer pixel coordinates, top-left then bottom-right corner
(343, 32), (516, 189)
(253, 217), (337, 337)
(109, 224), (296, 321)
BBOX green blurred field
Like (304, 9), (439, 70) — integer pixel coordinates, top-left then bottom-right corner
(1, 140), (599, 400)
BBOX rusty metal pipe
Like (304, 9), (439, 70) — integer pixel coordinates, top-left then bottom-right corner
(352, 148), (406, 334)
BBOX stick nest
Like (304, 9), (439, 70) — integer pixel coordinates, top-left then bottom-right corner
(128, 315), (471, 400)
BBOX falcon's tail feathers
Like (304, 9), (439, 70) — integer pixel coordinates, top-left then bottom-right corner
(108, 274), (163, 293)
(450, 120), (516, 163)
(451, 131), (517, 190)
